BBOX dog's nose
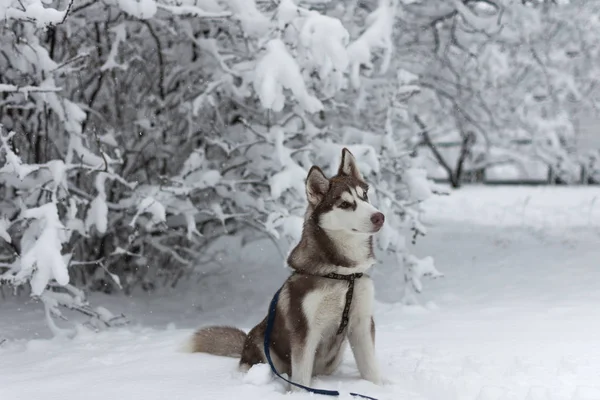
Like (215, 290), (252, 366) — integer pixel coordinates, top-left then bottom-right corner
(370, 212), (385, 227)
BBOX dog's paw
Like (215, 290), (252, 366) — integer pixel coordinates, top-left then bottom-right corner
(362, 374), (383, 386)
(359, 368), (383, 386)
(289, 384), (308, 394)
(372, 377), (384, 386)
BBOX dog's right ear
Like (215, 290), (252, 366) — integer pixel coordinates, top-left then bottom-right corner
(338, 147), (363, 181)
(306, 166), (329, 205)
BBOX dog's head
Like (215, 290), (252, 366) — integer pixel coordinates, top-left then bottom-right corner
(305, 148), (385, 235)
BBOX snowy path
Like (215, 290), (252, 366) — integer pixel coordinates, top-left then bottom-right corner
(1, 186), (600, 400)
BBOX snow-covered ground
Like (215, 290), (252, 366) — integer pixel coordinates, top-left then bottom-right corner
(1, 186), (600, 400)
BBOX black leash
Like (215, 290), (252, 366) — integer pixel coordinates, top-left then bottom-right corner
(263, 272), (379, 400)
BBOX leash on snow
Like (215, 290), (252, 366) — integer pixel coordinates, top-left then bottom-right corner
(263, 286), (379, 400)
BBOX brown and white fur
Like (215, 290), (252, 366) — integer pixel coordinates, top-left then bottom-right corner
(185, 148), (385, 390)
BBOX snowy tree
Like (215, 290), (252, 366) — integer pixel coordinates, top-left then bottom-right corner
(1, 0), (444, 334)
(395, 0), (600, 187)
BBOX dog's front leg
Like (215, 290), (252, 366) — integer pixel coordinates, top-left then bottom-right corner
(290, 332), (319, 391)
(348, 315), (381, 385)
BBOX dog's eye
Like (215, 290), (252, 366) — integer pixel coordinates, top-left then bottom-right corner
(339, 201), (352, 209)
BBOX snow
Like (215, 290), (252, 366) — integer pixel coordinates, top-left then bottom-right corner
(347, 0), (398, 88)
(403, 168), (434, 201)
(269, 127), (308, 199)
(0, 216), (11, 243)
(46, 160), (67, 192)
(450, 0), (500, 34)
(297, 10), (350, 87)
(0, 84), (62, 93)
(100, 24), (128, 72)
(156, 3), (231, 18)
(116, 0), (158, 19)
(251, 0), (396, 112)
(2, 0), (66, 27)
(314, 141), (381, 178)
(225, 0), (269, 37)
(130, 197), (167, 228)
(1, 186), (599, 399)
(85, 173), (110, 235)
(403, 254), (443, 294)
(85, 196), (109, 235)
(253, 39), (324, 113)
(0, 130), (41, 180)
(16, 203), (69, 296)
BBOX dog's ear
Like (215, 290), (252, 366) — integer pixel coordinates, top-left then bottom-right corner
(306, 166), (329, 205)
(338, 147), (363, 181)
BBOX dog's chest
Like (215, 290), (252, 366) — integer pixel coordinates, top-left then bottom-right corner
(308, 278), (375, 373)
(303, 277), (374, 330)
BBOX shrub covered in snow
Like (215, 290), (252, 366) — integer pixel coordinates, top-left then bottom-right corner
(0, 0), (444, 333)
(3, 0), (597, 334)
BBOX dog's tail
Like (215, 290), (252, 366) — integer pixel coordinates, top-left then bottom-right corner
(182, 326), (247, 358)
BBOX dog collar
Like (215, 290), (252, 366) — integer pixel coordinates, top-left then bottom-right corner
(295, 271), (364, 334)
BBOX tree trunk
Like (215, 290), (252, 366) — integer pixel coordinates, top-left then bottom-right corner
(414, 115), (457, 187)
(449, 174), (461, 188)
(453, 131), (476, 189)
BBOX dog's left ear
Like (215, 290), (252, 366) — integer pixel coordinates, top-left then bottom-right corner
(338, 147), (363, 181)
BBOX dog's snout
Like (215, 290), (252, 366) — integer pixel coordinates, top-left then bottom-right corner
(371, 212), (385, 227)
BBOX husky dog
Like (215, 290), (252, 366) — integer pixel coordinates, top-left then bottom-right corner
(186, 148), (385, 389)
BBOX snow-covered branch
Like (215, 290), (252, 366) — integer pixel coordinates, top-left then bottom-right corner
(0, 84), (62, 94)
(1, 0), (72, 27)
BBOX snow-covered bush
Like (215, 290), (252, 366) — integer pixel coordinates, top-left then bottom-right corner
(21, 0), (595, 333)
(4, 0), (599, 335)
(0, 0), (442, 333)
(0, 1), (129, 333)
